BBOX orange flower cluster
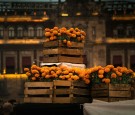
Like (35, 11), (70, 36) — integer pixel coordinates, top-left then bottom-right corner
(44, 27), (86, 47)
(88, 65), (134, 84)
(24, 64), (134, 85)
(24, 64), (90, 84)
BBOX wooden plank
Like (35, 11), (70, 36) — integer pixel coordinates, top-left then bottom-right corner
(72, 81), (88, 87)
(43, 48), (83, 55)
(24, 97), (52, 103)
(43, 56), (83, 64)
(94, 98), (109, 102)
(109, 91), (131, 97)
(53, 80), (72, 86)
(24, 89), (53, 95)
(91, 90), (108, 97)
(109, 97), (130, 102)
(109, 84), (131, 90)
(25, 82), (53, 88)
(54, 89), (71, 95)
(71, 88), (90, 95)
(53, 97), (71, 103)
(43, 40), (84, 48)
(59, 56), (83, 64)
(91, 84), (108, 90)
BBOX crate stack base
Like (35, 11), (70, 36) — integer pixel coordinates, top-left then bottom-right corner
(43, 40), (84, 64)
(53, 80), (91, 103)
(24, 82), (53, 103)
(91, 84), (133, 102)
(24, 80), (91, 103)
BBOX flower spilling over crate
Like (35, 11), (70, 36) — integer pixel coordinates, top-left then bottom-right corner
(23, 64), (91, 103)
(24, 64), (91, 84)
(88, 65), (134, 102)
(88, 65), (134, 85)
(44, 27), (86, 47)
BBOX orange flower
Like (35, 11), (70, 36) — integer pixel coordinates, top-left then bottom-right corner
(104, 78), (110, 84)
(111, 73), (117, 78)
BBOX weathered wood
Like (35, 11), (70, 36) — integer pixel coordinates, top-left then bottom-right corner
(24, 82), (53, 103)
(43, 48), (83, 55)
(43, 56), (83, 64)
(24, 97), (52, 103)
(91, 83), (132, 102)
(53, 80), (90, 103)
(43, 40), (84, 48)
(43, 40), (84, 64)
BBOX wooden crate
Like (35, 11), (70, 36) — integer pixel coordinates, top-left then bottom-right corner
(43, 40), (84, 64)
(53, 80), (91, 103)
(24, 82), (53, 103)
(91, 84), (133, 102)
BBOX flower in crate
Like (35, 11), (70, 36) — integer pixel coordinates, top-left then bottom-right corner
(88, 65), (134, 85)
(44, 27), (86, 47)
(24, 64), (91, 84)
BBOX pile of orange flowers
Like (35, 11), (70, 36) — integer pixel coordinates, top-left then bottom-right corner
(24, 64), (134, 85)
(44, 27), (86, 47)
(24, 64), (90, 84)
(89, 65), (134, 84)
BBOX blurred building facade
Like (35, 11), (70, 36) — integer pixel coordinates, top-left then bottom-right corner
(0, 0), (135, 74)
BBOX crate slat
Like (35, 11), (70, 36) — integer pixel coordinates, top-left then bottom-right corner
(24, 82), (53, 103)
(91, 83), (132, 102)
(43, 56), (83, 64)
(109, 91), (131, 97)
(25, 82), (53, 87)
(24, 97), (52, 103)
(43, 40), (84, 48)
(43, 48), (83, 55)
(24, 89), (53, 95)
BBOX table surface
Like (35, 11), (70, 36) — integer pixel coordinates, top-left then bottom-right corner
(83, 99), (135, 115)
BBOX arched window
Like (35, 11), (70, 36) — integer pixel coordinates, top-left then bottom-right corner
(17, 27), (23, 38)
(28, 27), (34, 37)
(8, 27), (15, 38)
(0, 27), (4, 38)
(36, 27), (43, 37)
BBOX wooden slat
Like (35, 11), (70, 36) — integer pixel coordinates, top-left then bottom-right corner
(25, 82), (53, 88)
(91, 90), (108, 97)
(43, 55), (83, 64)
(53, 80), (71, 86)
(54, 89), (71, 95)
(43, 48), (83, 55)
(72, 81), (88, 87)
(24, 97), (52, 103)
(109, 91), (131, 97)
(71, 88), (90, 95)
(53, 97), (70, 103)
(43, 40), (84, 48)
(109, 84), (131, 90)
(91, 84), (108, 90)
(24, 89), (53, 95)
(59, 56), (83, 64)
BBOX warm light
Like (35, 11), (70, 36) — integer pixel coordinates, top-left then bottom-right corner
(3, 68), (6, 74)
(61, 13), (68, 16)
(76, 12), (81, 16)
(92, 12), (99, 16)
(0, 74), (27, 79)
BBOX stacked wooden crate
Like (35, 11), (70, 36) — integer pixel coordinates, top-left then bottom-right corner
(91, 83), (133, 102)
(24, 82), (53, 103)
(24, 80), (91, 103)
(53, 80), (90, 103)
(43, 40), (84, 64)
